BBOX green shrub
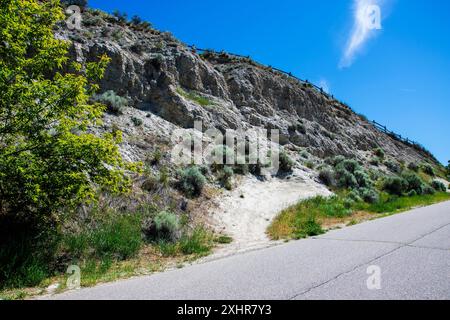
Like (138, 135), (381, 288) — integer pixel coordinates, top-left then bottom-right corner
(431, 180), (446, 192)
(308, 196), (352, 218)
(336, 159), (360, 174)
(112, 10), (128, 24)
(359, 188), (379, 204)
(347, 190), (363, 203)
(249, 161), (263, 176)
(336, 168), (358, 189)
(222, 166), (234, 180)
(305, 161), (315, 169)
(153, 211), (180, 242)
(422, 163), (435, 176)
(131, 116), (143, 126)
(385, 160), (402, 174)
(423, 185), (436, 195)
(233, 163), (249, 175)
(408, 162), (419, 172)
(179, 227), (213, 255)
(209, 145), (234, 172)
(279, 151), (294, 173)
(83, 14), (104, 27)
(147, 149), (163, 166)
(370, 158), (380, 166)
(407, 190), (418, 197)
(131, 15), (142, 25)
(374, 147), (385, 159)
(157, 241), (178, 257)
(219, 166), (234, 190)
(325, 155), (346, 167)
(403, 173), (425, 195)
(294, 216), (324, 239)
(93, 90), (128, 115)
(299, 150), (309, 159)
(177, 167), (206, 197)
(383, 176), (408, 196)
(215, 235), (233, 244)
(318, 168), (335, 186)
(142, 175), (159, 192)
(354, 170), (372, 188)
(158, 166), (170, 187)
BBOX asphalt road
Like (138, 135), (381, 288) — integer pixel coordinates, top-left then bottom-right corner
(49, 201), (450, 300)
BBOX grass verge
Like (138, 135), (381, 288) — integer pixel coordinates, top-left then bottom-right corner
(268, 192), (450, 240)
(0, 216), (217, 300)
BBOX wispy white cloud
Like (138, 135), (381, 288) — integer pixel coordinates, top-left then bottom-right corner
(340, 0), (385, 68)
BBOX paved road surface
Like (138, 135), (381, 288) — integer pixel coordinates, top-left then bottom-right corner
(48, 201), (450, 300)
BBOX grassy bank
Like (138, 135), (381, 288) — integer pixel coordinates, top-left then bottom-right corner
(0, 207), (219, 300)
(268, 192), (450, 240)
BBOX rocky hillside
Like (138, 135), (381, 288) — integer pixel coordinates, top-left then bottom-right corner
(58, 9), (438, 169)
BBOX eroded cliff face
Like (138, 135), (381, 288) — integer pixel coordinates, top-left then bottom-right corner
(57, 10), (435, 166)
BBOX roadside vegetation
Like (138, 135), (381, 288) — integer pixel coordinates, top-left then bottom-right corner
(269, 151), (450, 240)
(0, 1), (218, 299)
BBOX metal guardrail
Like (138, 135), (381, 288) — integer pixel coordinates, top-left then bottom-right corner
(187, 45), (433, 158)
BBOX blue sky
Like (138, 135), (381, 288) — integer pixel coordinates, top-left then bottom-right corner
(89, 0), (450, 164)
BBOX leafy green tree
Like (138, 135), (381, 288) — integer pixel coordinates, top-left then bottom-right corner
(0, 0), (133, 225)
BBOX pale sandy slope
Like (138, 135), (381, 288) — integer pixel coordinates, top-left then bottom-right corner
(206, 169), (332, 259)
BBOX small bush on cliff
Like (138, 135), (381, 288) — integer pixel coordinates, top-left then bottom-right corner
(370, 157), (380, 166)
(219, 166), (234, 190)
(385, 160), (402, 174)
(423, 185), (436, 195)
(403, 173), (425, 195)
(431, 180), (446, 192)
(408, 162), (419, 172)
(177, 167), (206, 197)
(359, 188), (380, 204)
(325, 155), (346, 167)
(354, 170), (372, 188)
(94, 90), (129, 115)
(383, 176), (408, 196)
(374, 148), (385, 159)
(131, 116), (143, 126)
(421, 163), (435, 176)
(319, 168), (335, 186)
(153, 211), (180, 242)
(113, 10), (128, 24)
(279, 151), (294, 173)
(336, 167), (358, 189)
